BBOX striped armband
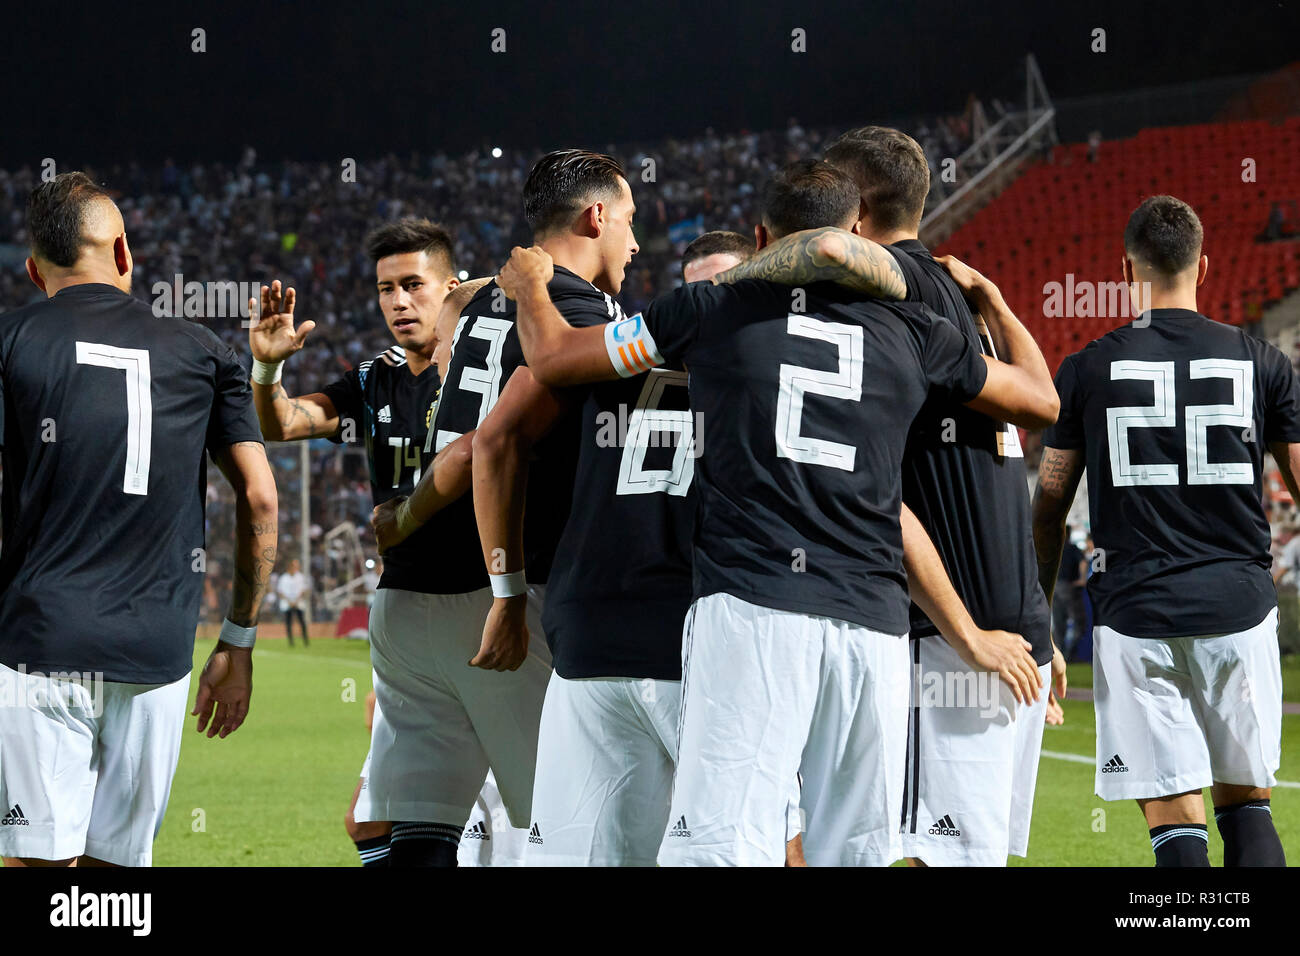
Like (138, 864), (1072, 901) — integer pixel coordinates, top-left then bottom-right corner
(604, 314), (664, 378)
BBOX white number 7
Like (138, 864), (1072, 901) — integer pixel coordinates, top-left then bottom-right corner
(76, 342), (153, 496)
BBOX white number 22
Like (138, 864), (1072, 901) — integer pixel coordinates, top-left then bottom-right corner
(1106, 359), (1253, 487)
(76, 342), (153, 496)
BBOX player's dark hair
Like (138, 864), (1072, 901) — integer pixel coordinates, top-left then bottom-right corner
(523, 149), (627, 237)
(364, 218), (456, 275)
(824, 126), (930, 231)
(26, 171), (114, 268)
(1123, 195), (1203, 278)
(681, 230), (755, 279)
(760, 160), (860, 239)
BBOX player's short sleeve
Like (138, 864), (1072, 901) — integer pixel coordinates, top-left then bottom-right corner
(320, 369), (362, 445)
(920, 306), (987, 403)
(207, 343), (265, 454)
(1043, 354), (1084, 449)
(1260, 346), (1300, 444)
(551, 288), (616, 330)
(604, 285), (703, 378)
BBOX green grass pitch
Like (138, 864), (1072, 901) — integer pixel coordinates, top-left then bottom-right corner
(153, 641), (1300, 866)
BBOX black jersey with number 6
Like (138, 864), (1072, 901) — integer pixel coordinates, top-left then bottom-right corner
(0, 284), (263, 684)
(635, 279), (988, 635)
(320, 345), (440, 593)
(1044, 308), (1300, 637)
(427, 265), (619, 595)
(542, 364), (696, 680)
(886, 240), (1051, 664)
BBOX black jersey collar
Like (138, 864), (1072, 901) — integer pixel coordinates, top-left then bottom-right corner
(51, 282), (130, 299)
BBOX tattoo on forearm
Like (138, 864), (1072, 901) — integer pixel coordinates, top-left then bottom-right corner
(715, 227), (907, 299)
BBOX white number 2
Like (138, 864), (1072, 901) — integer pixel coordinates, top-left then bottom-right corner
(1105, 358), (1253, 487)
(75, 342), (152, 496)
(775, 315), (863, 472)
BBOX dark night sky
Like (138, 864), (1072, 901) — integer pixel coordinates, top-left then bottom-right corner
(3, 0), (1296, 168)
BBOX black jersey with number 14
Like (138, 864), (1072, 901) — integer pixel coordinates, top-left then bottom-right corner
(320, 345), (441, 594)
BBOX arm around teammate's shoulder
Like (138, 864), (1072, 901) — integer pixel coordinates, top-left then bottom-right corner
(498, 246), (624, 387)
(936, 255), (1058, 430)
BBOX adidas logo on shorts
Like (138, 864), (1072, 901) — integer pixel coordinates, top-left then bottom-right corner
(378, 405), (392, 423)
(928, 814), (961, 837)
(1101, 754), (1129, 773)
(463, 821), (490, 841)
(1, 805), (29, 827)
(667, 815), (692, 838)
(528, 823), (543, 845)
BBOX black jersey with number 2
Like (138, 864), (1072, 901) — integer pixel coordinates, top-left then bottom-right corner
(0, 284), (263, 684)
(320, 345), (441, 594)
(634, 279), (988, 635)
(1044, 309), (1300, 637)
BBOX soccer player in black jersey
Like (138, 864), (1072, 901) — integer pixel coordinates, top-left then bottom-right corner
(782, 126), (1056, 866)
(520, 231), (755, 866)
(500, 160), (1054, 866)
(0, 173), (276, 868)
(248, 219), (492, 866)
(1035, 196), (1300, 867)
(362, 150), (638, 866)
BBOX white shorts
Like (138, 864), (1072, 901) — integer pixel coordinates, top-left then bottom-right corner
(899, 636), (1050, 866)
(1093, 608), (1282, 800)
(660, 592), (910, 867)
(357, 586), (551, 827)
(527, 673), (680, 866)
(0, 661), (190, 867)
(457, 770), (532, 867)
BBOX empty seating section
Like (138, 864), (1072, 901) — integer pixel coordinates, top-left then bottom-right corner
(937, 118), (1300, 372)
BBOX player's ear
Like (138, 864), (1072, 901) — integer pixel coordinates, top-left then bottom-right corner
(114, 233), (131, 278)
(585, 201), (604, 239)
(25, 256), (47, 293)
(1195, 254), (1208, 287)
(1121, 254), (1134, 286)
(754, 223), (769, 251)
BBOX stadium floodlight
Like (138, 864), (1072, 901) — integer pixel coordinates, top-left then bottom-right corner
(491, 147), (502, 158)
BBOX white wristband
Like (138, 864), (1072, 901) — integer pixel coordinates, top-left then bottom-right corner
(489, 570), (527, 599)
(251, 359), (283, 385)
(219, 619), (257, 649)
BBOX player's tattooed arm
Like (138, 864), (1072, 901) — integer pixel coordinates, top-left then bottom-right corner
(247, 279), (341, 440)
(212, 441), (279, 628)
(499, 246), (622, 386)
(253, 382), (341, 442)
(901, 504), (1041, 704)
(1031, 446), (1084, 606)
(711, 227), (907, 300)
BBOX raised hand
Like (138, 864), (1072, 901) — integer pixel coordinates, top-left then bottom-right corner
(249, 280), (315, 363)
